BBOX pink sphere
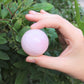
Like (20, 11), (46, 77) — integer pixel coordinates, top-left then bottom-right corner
(21, 29), (49, 56)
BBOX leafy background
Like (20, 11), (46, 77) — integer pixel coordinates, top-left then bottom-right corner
(0, 0), (84, 84)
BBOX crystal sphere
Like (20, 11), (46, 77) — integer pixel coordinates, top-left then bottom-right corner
(21, 29), (49, 56)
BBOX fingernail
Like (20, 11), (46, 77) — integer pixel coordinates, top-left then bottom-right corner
(31, 23), (38, 29)
(30, 10), (37, 14)
(25, 14), (33, 17)
(26, 57), (37, 63)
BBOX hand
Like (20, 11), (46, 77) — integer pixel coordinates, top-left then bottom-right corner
(25, 10), (84, 81)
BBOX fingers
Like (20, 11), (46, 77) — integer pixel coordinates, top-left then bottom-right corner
(30, 18), (83, 44)
(25, 10), (50, 22)
(25, 13), (44, 22)
(26, 55), (73, 74)
(31, 18), (60, 29)
(29, 10), (49, 14)
(25, 10), (84, 44)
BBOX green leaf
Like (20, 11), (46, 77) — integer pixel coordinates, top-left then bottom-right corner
(43, 28), (58, 50)
(81, 16), (84, 22)
(13, 19), (22, 31)
(16, 26), (30, 42)
(1, 8), (9, 19)
(75, 0), (80, 26)
(20, 0), (33, 13)
(0, 4), (1, 14)
(0, 20), (9, 24)
(24, 0), (33, 6)
(0, 37), (7, 44)
(40, 0), (47, 3)
(4, 0), (12, 4)
(0, 33), (7, 44)
(31, 2), (54, 11)
(13, 60), (29, 69)
(0, 44), (10, 51)
(0, 72), (2, 81)
(79, 21), (84, 33)
(0, 0), (3, 3)
(9, 2), (18, 13)
(0, 33), (6, 37)
(18, 0), (22, 4)
(0, 60), (9, 69)
(45, 28), (58, 38)
(15, 70), (28, 84)
(17, 49), (27, 56)
(0, 51), (9, 60)
(75, 0), (84, 34)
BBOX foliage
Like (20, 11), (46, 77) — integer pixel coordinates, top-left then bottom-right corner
(74, 0), (84, 34)
(0, 0), (84, 84)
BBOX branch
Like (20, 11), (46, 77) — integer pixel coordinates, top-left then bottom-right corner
(12, 2), (23, 18)
(0, 19), (11, 21)
(5, 5), (13, 16)
(7, 8), (13, 16)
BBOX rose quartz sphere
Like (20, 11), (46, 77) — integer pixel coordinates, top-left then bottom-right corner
(21, 29), (49, 56)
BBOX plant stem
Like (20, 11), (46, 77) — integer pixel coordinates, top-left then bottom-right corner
(12, 2), (23, 18)
(7, 8), (13, 16)
(0, 19), (11, 21)
(5, 5), (13, 16)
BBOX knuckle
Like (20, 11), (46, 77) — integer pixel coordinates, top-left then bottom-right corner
(55, 15), (65, 24)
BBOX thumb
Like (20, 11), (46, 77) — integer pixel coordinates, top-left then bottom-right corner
(26, 55), (72, 74)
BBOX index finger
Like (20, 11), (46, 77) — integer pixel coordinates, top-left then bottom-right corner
(25, 11), (83, 44)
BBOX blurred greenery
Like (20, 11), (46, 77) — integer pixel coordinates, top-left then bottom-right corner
(0, 0), (84, 84)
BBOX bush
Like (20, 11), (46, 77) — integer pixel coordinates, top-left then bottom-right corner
(0, 0), (84, 84)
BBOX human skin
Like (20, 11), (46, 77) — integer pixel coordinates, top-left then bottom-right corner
(25, 10), (84, 81)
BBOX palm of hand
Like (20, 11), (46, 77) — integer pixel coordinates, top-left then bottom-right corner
(25, 10), (84, 81)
